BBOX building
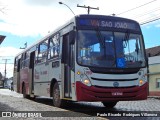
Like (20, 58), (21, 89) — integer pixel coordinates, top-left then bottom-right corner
(0, 35), (6, 45)
(146, 46), (160, 96)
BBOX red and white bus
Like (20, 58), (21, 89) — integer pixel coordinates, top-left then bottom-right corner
(13, 14), (148, 108)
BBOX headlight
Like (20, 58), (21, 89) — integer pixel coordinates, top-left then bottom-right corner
(77, 70), (92, 86)
(82, 79), (91, 86)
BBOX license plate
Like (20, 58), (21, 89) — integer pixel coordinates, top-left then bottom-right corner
(112, 92), (123, 96)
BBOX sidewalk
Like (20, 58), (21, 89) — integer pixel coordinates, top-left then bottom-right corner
(0, 88), (22, 98)
(148, 96), (160, 100)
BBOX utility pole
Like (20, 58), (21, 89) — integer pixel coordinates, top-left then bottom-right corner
(2, 59), (10, 79)
(77, 4), (99, 14)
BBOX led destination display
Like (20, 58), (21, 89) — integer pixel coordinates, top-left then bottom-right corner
(78, 18), (140, 31)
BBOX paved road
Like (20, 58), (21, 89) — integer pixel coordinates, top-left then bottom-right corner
(0, 89), (160, 120)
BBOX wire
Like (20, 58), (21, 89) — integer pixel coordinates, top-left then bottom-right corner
(0, 56), (14, 57)
(0, 63), (14, 64)
(140, 16), (160, 25)
(114, 0), (160, 25)
(132, 7), (160, 19)
(117, 0), (157, 15)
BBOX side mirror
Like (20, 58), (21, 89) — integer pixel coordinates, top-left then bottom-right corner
(69, 31), (75, 44)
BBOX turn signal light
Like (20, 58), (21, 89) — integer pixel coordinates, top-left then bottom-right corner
(77, 71), (81, 75)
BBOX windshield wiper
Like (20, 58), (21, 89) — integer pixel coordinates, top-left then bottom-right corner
(123, 30), (130, 47)
(95, 28), (105, 48)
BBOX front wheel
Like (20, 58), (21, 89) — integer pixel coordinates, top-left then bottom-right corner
(52, 82), (65, 107)
(102, 101), (117, 108)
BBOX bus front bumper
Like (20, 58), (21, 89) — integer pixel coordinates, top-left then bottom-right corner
(76, 81), (148, 102)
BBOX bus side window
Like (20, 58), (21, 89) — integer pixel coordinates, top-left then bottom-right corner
(48, 34), (60, 59)
(53, 34), (60, 58)
(20, 53), (25, 69)
(37, 40), (48, 63)
(35, 46), (39, 64)
(23, 51), (29, 68)
(48, 37), (54, 59)
(21, 52), (29, 68)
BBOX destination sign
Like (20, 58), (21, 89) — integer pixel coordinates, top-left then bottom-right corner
(78, 18), (140, 31)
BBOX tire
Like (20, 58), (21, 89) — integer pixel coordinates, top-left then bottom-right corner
(52, 82), (65, 107)
(102, 101), (117, 108)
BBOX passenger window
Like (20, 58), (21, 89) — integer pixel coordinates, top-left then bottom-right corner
(37, 40), (48, 63)
(48, 33), (60, 59)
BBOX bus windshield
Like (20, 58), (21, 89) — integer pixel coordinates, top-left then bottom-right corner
(77, 30), (146, 68)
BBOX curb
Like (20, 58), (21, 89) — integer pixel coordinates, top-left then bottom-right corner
(148, 96), (160, 100)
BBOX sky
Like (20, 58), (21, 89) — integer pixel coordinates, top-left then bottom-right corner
(0, 0), (160, 78)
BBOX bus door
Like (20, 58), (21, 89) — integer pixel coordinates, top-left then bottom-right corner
(29, 51), (35, 95)
(62, 31), (75, 98)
